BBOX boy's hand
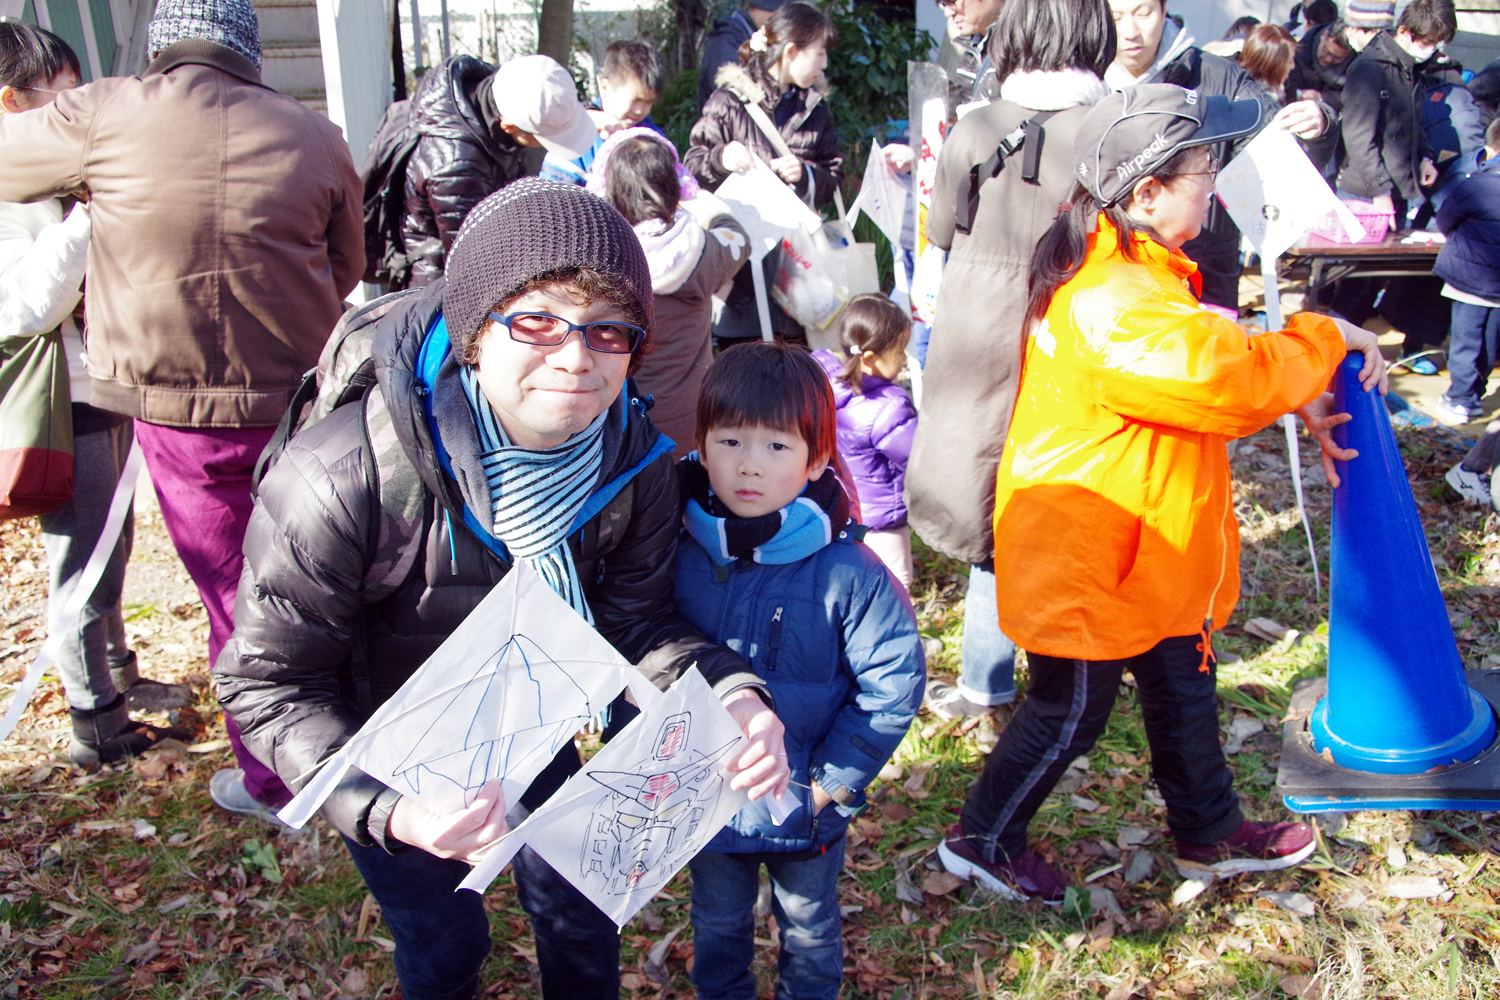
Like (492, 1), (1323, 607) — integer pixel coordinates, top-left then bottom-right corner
(721, 688), (791, 802)
(1421, 157), (1439, 188)
(388, 779), (508, 864)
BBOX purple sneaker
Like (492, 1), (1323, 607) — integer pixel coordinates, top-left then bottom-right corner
(937, 824), (1068, 902)
(1175, 820), (1316, 875)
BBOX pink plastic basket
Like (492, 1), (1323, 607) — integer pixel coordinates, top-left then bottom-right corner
(1308, 199), (1391, 244)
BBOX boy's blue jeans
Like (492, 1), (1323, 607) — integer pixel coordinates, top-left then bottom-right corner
(689, 841), (847, 1000)
(1445, 300), (1500, 409)
(344, 837), (619, 1000)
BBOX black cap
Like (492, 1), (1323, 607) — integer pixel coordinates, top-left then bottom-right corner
(1075, 84), (1264, 208)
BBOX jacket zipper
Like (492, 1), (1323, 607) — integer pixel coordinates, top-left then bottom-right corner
(765, 605), (784, 671)
(1199, 501), (1233, 673)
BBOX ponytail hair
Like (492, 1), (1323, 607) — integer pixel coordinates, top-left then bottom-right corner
(738, 1), (836, 97)
(835, 294), (910, 393)
(1025, 147), (1197, 329)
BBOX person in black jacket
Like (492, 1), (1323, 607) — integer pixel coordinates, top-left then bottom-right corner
(697, 0), (786, 110)
(402, 55), (597, 288)
(1287, 19), (1355, 112)
(1337, 0), (1452, 222)
(214, 180), (790, 1000)
(1105, 0), (1335, 313)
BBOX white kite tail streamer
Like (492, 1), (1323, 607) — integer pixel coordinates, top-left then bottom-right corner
(1261, 256), (1322, 597)
(0, 440), (144, 745)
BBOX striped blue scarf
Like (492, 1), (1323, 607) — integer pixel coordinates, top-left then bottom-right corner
(461, 367), (605, 622)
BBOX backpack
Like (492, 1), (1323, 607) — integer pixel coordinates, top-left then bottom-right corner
(953, 110), (1057, 235)
(359, 100), (422, 287)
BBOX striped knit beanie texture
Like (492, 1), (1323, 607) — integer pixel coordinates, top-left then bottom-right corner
(149, 0), (261, 67)
(443, 178), (654, 347)
(1344, 0), (1395, 29)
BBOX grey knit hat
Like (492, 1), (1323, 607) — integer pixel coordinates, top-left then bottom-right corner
(443, 178), (654, 351)
(149, 0), (261, 68)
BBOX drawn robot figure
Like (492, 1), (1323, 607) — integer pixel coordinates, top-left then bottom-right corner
(582, 712), (738, 896)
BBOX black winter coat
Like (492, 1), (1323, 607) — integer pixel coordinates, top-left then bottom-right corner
(214, 282), (763, 851)
(402, 57), (527, 288)
(1287, 22), (1355, 111)
(1339, 32), (1431, 201)
(686, 63), (844, 208)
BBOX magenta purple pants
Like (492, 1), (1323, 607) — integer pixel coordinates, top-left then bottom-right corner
(133, 421), (292, 809)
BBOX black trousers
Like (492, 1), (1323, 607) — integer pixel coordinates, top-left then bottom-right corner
(960, 634), (1243, 862)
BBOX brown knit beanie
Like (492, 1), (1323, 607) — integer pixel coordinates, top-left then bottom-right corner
(443, 178), (653, 349)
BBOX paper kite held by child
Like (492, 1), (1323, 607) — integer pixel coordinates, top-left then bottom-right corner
(276, 561), (662, 830)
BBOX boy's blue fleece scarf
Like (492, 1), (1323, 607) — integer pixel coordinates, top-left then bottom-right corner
(680, 456), (851, 565)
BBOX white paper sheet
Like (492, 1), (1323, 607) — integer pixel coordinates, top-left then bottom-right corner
(847, 141), (910, 249)
(715, 157), (823, 263)
(1214, 126), (1364, 259)
(459, 668), (760, 927)
(278, 562), (660, 829)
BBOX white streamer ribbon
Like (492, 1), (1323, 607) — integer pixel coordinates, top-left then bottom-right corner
(0, 441), (143, 744)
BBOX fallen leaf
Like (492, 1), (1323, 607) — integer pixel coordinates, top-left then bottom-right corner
(368, 935), (396, 953)
(1070, 794), (1100, 812)
(185, 739), (231, 754)
(1278, 973), (1325, 998)
(1124, 850), (1154, 884)
(1254, 950), (1317, 971)
(1259, 890), (1316, 917)
(1115, 825), (1150, 848)
(1245, 617), (1289, 642)
(132, 819), (157, 840)
(1103, 978), (1139, 1000)
(1222, 716), (1266, 755)
(894, 865), (925, 905)
(880, 801), (914, 822)
(1386, 875), (1444, 899)
(1172, 875), (1214, 906)
(922, 871), (964, 896)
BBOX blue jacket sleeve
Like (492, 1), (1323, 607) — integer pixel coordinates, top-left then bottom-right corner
(809, 555), (925, 813)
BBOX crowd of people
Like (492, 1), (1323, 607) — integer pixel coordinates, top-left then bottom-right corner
(0, 0), (1489, 997)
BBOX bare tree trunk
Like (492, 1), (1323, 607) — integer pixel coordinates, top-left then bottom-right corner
(537, 0), (575, 66)
(673, 0), (707, 75)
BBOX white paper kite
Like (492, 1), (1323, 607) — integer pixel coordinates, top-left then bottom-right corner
(460, 667), (796, 927)
(278, 562), (661, 829)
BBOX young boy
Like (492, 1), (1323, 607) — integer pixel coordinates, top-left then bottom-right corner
(541, 40), (665, 185)
(674, 342), (925, 1000)
(1434, 116), (1500, 436)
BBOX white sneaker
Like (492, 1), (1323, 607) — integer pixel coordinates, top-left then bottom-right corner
(1446, 463), (1493, 507)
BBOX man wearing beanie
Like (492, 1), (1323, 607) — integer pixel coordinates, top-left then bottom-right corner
(0, 0), (364, 820)
(213, 179), (789, 1000)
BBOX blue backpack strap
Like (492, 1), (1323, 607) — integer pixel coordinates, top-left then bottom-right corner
(416, 314), (511, 565)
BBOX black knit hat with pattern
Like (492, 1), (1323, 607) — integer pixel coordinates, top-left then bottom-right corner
(443, 178), (653, 349)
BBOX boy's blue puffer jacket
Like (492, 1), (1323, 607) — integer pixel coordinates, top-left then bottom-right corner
(1435, 154), (1500, 300)
(674, 530), (925, 855)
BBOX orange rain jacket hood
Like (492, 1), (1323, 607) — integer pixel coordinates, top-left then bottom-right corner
(993, 215), (1345, 662)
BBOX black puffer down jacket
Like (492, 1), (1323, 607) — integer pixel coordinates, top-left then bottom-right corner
(401, 57), (527, 288)
(214, 282), (764, 851)
(1339, 31), (1431, 202)
(686, 63), (843, 208)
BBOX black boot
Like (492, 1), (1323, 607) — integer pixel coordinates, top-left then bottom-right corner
(69, 694), (191, 767)
(109, 651), (192, 712)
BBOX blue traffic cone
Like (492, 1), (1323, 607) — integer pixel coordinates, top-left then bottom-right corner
(1308, 352), (1495, 773)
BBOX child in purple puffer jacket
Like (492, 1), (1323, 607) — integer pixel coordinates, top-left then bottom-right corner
(813, 294), (918, 590)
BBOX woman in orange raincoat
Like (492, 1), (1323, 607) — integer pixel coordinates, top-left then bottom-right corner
(936, 85), (1388, 902)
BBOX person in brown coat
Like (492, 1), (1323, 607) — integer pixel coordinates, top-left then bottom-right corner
(907, 0), (1116, 723)
(593, 129), (749, 457)
(0, 0), (364, 823)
